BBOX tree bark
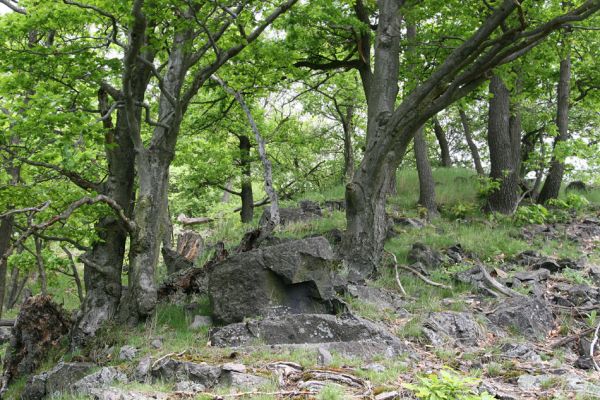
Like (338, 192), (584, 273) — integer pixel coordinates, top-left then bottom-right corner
(414, 126), (439, 217)
(433, 117), (452, 167)
(538, 55), (571, 203)
(459, 108), (485, 175)
(74, 90), (137, 342)
(0, 217), (13, 318)
(342, 105), (355, 183)
(344, 0), (402, 280)
(33, 237), (47, 296)
(239, 135), (254, 223)
(486, 76), (520, 214)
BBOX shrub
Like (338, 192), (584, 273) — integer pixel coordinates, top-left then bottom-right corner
(403, 368), (494, 400)
(514, 204), (549, 225)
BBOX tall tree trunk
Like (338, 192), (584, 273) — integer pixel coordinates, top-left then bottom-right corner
(433, 117), (452, 167)
(538, 55), (571, 203)
(344, 0), (401, 280)
(0, 217), (13, 319)
(239, 135), (254, 223)
(459, 108), (485, 175)
(414, 126), (439, 217)
(486, 76), (520, 214)
(342, 105), (355, 183)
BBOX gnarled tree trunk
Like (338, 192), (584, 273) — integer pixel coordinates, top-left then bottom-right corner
(538, 55), (571, 204)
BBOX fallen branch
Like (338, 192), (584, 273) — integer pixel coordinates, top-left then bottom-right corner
(384, 250), (409, 297)
(176, 214), (214, 226)
(399, 264), (452, 290)
(207, 390), (316, 399)
(550, 326), (596, 349)
(477, 264), (524, 298)
(0, 319), (15, 327)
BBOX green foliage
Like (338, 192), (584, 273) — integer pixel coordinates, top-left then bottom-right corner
(476, 177), (502, 199)
(403, 368), (494, 400)
(514, 204), (550, 226)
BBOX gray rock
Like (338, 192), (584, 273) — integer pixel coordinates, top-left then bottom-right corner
(119, 345), (137, 361)
(317, 347), (333, 366)
(151, 338), (163, 349)
(0, 326), (12, 344)
(575, 338), (594, 370)
(23, 362), (95, 400)
(210, 313), (405, 354)
(489, 297), (554, 338)
(513, 268), (550, 282)
(407, 243), (445, 269)
(500, 343), (541, 362)
(134, 356), (152, 382)
(218, 371), (269, 389)
(565, 372), (600, 397)
(393, 217), (426, 229)
(89, 387), (169, 400)
(566, 284), (598, 306)
(174, 380), (205, 393)
(589, 265), (600, 285)
(73, 367), (128, 394)
(532, 258), (562, 273)
(516, 374), (553, 391)
(422, 312), (485, 346)
(208, 237), (345, 324)
(363, 363), (386, 373)
(189, 315), (212, 330)
(346, 284), (408, 315)
(222, 363), (246, 373)
(260, 201), (321, 226)
(151, 358), (221, 387)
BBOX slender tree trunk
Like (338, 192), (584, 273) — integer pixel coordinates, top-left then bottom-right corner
(0, 217), (13, 319)
(6, 265), (27, 310)
(486, 76), (520, 214)
(221, 180), (233, 203)
(34, 237), (47, 296)
(433, 117), (452, 167)
(239, 135), (254, 223)
(414, 126), (439, 217)
(459, 108), (485, 175)
(538, 55), (571, 203)
(342, 105), (355, 183)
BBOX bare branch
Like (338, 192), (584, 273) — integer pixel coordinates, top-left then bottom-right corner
(0, 201), (50, 220)
(0, 0), (26, 14)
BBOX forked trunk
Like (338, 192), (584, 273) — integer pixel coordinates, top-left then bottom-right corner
(433, 117), (452, 167)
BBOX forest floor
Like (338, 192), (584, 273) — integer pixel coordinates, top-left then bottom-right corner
(3, 168), (600, 400)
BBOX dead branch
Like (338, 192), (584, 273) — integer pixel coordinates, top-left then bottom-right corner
(477, 264), (525, 297)
(176, 214), (214, 226)
(0, 201), (50, 220)
(550, 326), (596, 349)
(383, 250), (409, 297)
(399, 264), (452, 290)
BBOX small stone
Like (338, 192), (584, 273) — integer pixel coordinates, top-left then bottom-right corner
(151, 338), (163, 349)
(119, 345), (137, 361)
(317, 347), (333, 366)
(222, 363), (246, 373)
(174, 380), (205, 393)
(375, 391), (399, 400)
(189, 315), (213, 330)
(134, 356), (152, 382)
(363, 363), (386, 373)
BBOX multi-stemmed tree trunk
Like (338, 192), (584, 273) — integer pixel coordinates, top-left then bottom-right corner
(538, 54), (571, 203)
(433, 117), (452, 167)
(343, 0), (597, 278)
(485, 76), (521, 214)
(459, 108), (485, 175)
(414, 126), (439, 217)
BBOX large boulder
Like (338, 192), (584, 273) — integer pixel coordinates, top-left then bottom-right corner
(151, 358), (221, 387)
(407, 243), (445, 269)
(209, 313), (405, 354)
(22, 362), (95, 400)
(489, 297), (554, 338)
(259, 201), (322, 226)
(422, 312), (485, 347)
(73, 367), (128, 395)
(208, 237), (345, 324)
